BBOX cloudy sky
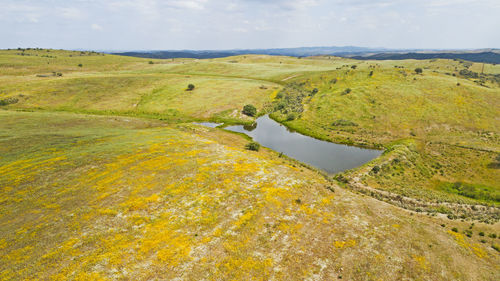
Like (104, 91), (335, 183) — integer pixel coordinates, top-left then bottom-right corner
(1, 0), (499, 50)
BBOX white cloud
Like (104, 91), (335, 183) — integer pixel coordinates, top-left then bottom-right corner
(0, 0), (499, 49)
(91, 23), (103, 31)
(168, 0), (207, 10)
(59, 7), (85, 20)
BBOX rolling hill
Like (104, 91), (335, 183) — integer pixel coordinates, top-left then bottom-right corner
(0, 49), (499, 280)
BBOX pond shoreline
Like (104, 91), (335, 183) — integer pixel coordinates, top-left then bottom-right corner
(200, 115), (383, 175)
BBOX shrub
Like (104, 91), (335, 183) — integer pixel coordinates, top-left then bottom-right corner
(332, 119), (358, 126)
(242, 104), (257, 117)
(310, 88), (318, 96)
(0, 97), (19, 106)
(334, 174), (349, 184)
(369, 71), (373, 77)
(78, 64), (83, 67)
(274, 102), (286, 111)
(489, 233), (497, 238)
(451, 227), (458, 233)
(245, 142), (260, 151)
(371, 165), (381, 174)
(341, 88), (352, 95)
(479, 231), (485, 236)
(492, 244), (500, 252)
(186, 84), (195, 91)
(415, 68), (423, 74)
(286, 113), (296, 121)
(351, 65), (357, 69)
(459, 69), (479, 78)
(149, 61), (154, 64)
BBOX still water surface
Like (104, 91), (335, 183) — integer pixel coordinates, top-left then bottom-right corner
(201, 115), (382, 174)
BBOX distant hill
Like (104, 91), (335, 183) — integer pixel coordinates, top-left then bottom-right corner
(113, 47), (500, 64)
(351, 51), (500, 64)
(112, 46), (386, 59)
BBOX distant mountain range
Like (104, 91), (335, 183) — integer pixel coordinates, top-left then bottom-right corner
(351, 51), (500, 64)
(112, 47), (500, 64)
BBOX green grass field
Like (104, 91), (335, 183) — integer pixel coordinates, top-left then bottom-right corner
(1, 49), (499, 279)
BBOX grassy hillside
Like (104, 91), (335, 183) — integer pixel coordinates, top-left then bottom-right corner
(1, 49), (500, 279)
(1, 50), (499, 209)
(268, 58), (500, 214)
(1, 111), (499, 280)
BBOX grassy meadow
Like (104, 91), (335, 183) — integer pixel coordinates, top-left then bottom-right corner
(1, 49), (500, 279)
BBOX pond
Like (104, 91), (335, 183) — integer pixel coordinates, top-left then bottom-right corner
(193, 122), (222, 128)
(223, 115), (382, 174)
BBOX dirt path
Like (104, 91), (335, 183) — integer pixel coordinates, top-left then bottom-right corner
(344, 155), (500, 224)
(282, 74), (301, 81)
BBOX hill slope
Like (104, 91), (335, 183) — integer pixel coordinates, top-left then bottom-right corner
(0, 111), (499, 280)
(1, 49), (499, 280)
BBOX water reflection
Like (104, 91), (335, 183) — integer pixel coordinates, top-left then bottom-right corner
(225, 115), (382, 174)
(194, 122), (221, 128)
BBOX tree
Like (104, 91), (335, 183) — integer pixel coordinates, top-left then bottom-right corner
(186, 84), (195, 91)
(245, 142), (260, 151)
(242, 104), (257, 117)
(415, 68), (423, 74)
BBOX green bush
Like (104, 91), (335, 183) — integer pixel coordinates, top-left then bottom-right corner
(286, 113), (296, 121)
(245, 142), (260, 151)
(451, 227), (458, 233)
(334, 174), (349, 184)
(186, 84), (195, 91)
(492, 244), (500, 252)
(0, 97), (19, 106)
(242, 104), (257, 117)
(415, 68), (423, 74)
(332, 119), (358, 126)
(78, 64), (83, 67)
(341, 88), (352, 95)
(479, 231), (485, 236)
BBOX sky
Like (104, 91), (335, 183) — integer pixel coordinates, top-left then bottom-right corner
(1, 0), (499, 50)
